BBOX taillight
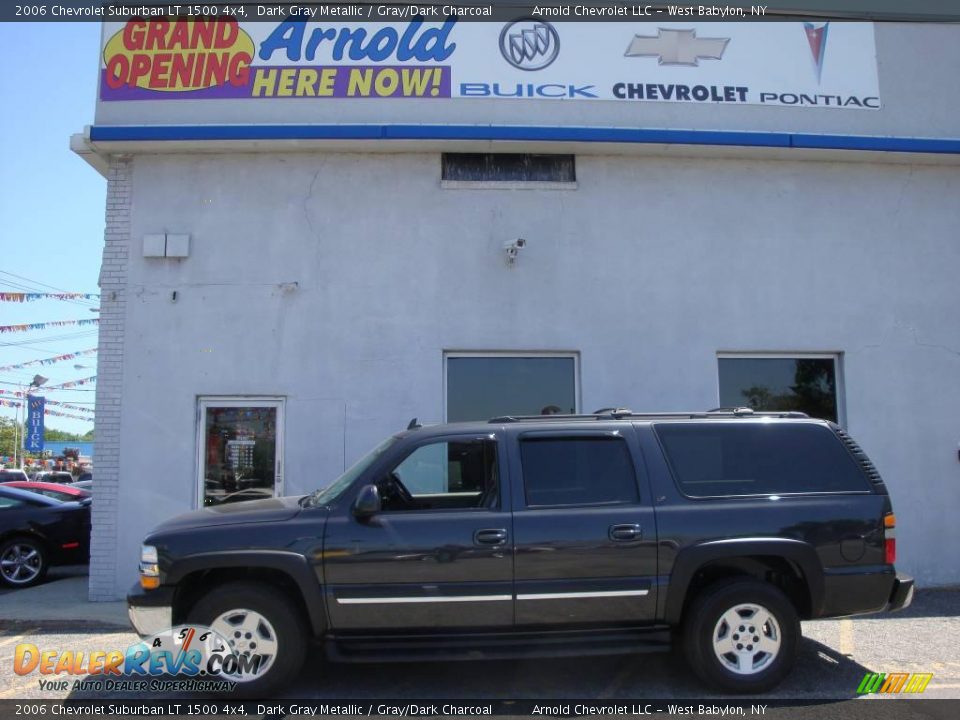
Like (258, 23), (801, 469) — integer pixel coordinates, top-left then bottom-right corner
(884, 512), (896, 565)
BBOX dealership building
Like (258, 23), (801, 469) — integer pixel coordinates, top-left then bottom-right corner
(73, 17), (960, 599)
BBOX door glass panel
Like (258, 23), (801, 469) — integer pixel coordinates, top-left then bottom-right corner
(202, 406), (277, 506)
(381, 440), (498, 511)
(520, 437), (638, 507)
(447, 356), (576, 421)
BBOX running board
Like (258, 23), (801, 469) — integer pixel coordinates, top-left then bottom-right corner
(326, 626), (672, 663)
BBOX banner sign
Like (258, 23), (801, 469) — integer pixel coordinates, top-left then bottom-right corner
(98, 19), (880, 109)
(25, 396), (45, 453)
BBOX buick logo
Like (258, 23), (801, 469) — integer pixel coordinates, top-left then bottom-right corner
(499, 20), (560, 71)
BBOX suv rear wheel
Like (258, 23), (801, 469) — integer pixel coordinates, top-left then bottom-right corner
(683, 578), (799, 693)
(187, 582), (307, 696)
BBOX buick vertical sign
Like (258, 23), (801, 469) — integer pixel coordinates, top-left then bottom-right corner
(25, 396), (44, 453)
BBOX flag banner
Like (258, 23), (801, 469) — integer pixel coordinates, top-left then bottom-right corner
(0, 292), (99, 302)
(0, 397), (93, 422)
(0, 319), (99, 333)
(24, 396), (45, 452)
(0, 348), (98, 373)
(45, 400), (95, 414)
(44, 376), (97, 390)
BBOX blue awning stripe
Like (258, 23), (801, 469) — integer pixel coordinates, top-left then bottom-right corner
(88, 124), (960, 154)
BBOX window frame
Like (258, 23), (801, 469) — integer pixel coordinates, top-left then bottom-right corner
(517, 430), (642, 510)
(195, 396), (285, 510)
(716, 352), (846, 427)
(443, 351), (581, 423)
(377, 433), (506, 514)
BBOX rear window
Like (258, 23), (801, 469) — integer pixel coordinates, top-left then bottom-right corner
(655, 422), (871, 497)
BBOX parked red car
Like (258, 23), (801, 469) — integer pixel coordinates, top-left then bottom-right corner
(1, 481), (90, 503)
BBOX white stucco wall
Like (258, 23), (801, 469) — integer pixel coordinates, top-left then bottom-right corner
(92, 149), (960, 598)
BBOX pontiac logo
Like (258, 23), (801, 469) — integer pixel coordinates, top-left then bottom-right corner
(624, 28), (729, 66)
(803, 22), (830, 81)
(499, 20), (560, 71)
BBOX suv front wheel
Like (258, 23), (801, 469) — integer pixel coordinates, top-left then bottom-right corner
(683, 578), (799, 693)
(187, 582), (308, 696)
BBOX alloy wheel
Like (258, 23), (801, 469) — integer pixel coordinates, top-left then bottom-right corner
(711, 602), (782, 675)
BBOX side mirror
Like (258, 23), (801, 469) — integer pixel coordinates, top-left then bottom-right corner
(352, 484), (381, 519)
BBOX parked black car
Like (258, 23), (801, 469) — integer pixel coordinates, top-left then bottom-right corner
(128, 409), (913, 695)
(0, 486), (91, 587)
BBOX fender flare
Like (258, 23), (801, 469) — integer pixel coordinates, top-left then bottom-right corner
(664, 537), (825, 624)
(167, 550), (327, 636)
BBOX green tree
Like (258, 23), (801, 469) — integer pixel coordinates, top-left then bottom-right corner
(0, 417), (19, 458)
(44, 428), (86, 442)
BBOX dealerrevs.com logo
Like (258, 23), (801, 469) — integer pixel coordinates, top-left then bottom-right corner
(13, 625), (268, 693)
(857, 672), (933, 694)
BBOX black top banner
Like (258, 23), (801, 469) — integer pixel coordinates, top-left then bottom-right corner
(0, 696), (960, 720)
(1, 699), (959, 716)
(5, 1), (960, 23)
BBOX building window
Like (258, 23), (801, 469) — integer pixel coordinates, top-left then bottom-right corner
(717, 354), (841, 423)
(196, 398), (284, 507)
(441, 153), (576, 185)
(520, 436), (639, 507)
(445, 353), (578, 422)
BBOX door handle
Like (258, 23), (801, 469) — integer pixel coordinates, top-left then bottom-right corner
(474, 528), (508, 546)
(609, 523), (642, 541)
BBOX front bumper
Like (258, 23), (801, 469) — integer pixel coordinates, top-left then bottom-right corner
(887, 573), (915, 612)
(127, 583), (174, 637)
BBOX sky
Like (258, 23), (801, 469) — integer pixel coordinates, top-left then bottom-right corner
(0, 22), (106, 437)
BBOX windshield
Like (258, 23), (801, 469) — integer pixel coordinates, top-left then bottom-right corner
(304, 436), (397, 507)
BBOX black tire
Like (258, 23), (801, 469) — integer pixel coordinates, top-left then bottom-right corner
(187, 582), (308, 697)
(682, 578), (799, 694)
(0, 536), (49, 588)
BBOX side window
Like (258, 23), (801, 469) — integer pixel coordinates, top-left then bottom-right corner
(0, 496), (25, 509)
(655, 422), (872, 497)
(380, 439), (499, 512)
(520, 436), (639, 507)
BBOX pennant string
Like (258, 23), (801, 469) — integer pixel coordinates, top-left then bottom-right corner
(0, 292), (99, 302)
(0, 348), (98, 373)
(0, 319), (99, 333)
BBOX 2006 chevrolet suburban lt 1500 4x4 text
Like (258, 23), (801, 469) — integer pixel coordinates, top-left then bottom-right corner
(128, 409), (913, 695)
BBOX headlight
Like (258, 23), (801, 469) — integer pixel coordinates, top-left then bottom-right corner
(139, 544), (159, 590)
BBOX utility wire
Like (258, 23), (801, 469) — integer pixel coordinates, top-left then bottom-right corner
(0, 331), (99, 349)
(0, 271), (98, 309)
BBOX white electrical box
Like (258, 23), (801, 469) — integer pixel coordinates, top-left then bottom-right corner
(142, 234), (166, 258)
(165, 234), (190, 258)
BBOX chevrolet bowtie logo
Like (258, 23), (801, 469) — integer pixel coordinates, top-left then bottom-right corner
(624, 28), (729, 66)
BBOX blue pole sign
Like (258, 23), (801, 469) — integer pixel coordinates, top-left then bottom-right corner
(24, 395), (44, 453)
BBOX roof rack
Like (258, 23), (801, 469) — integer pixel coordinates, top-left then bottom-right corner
(488, 407), (809, 423)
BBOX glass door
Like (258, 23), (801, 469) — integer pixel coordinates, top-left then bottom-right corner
(196, 398), (284, 507)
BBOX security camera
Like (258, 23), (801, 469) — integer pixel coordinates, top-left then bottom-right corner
(503, 239), (526, 265)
